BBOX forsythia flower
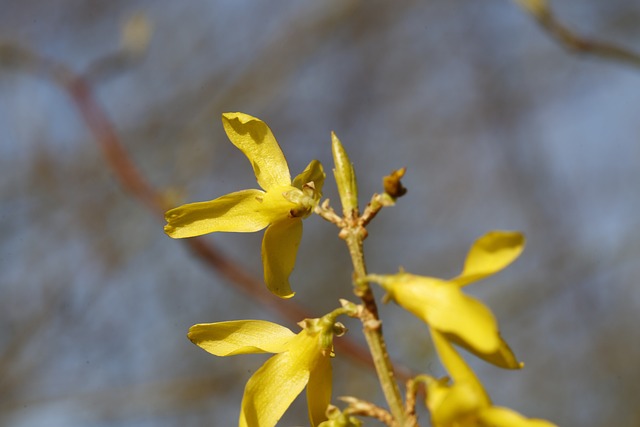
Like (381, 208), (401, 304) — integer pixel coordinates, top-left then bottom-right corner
(164, 112), (325, 298)
(188, 316), (343, 427)
(367, 231), (525, 369)
(424, 329), (557, 427)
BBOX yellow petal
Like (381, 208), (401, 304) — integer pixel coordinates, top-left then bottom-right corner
(422, 376), (454, 420)
(188, 320), (294, 356)
(424, 286), (522, 368)
(222, 112), (291, 191)
(389, 275), (502, 355)
(239, 352), (309, 427)
(479, 406), (558, 427)
(239, 331), (320, 427)
(293, 159), (326, 199)
(428, 330), (491, 426)
(445, 332), (522, 370)
(373, 273), (522, 369)
(431, 330), (486, 392)
(430, 381), (485, 427)
(452, 231), (525, 287)
(164, 189), (271, 238)
(306, 353), (332, 426)
(262, 184), (300, 217)
(262, 218), (303, 298)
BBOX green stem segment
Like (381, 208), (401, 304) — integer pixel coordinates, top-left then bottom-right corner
(343, 228), (407, 425)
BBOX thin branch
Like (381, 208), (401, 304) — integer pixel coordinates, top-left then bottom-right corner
(514, 0), (640, 69)
(340, 396), (398, 427)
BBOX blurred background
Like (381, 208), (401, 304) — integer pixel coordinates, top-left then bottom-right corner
(1, 0), (640, 426)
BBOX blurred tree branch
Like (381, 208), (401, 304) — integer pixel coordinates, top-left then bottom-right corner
(0, 39), (411, 402)
(514, 0), (640, 68)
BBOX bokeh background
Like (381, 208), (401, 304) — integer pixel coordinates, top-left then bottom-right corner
(2, 0), (640, 426)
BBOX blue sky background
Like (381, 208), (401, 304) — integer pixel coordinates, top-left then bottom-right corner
(1, 1), (640, 426)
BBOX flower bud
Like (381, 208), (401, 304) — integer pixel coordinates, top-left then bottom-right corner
(331, 132), (359, 217)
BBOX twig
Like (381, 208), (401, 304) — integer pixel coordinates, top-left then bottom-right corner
(514, 0), (640, 69)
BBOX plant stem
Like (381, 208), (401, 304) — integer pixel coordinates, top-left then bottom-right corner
(342, 227), (407, 425)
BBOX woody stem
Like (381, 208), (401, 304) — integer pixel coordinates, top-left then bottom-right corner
(342, 226), (407, 425)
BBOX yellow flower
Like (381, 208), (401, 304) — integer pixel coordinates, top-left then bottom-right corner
(367, 231), (525, 369)
(188, 317), (342, 427)
(424, 329), (557, 427)
(164, 112), (325, 298)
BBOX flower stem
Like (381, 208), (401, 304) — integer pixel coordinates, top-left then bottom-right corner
(341, 227), (407, 425)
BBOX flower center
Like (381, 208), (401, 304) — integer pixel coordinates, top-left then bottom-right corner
(283, 184), (317, 218)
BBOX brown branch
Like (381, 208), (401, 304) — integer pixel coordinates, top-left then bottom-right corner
(68, 79), (166, 214)
(515, 0), (640, 69)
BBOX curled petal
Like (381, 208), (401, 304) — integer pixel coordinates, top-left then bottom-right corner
(479, 406), (558, 427)
(426, 287), (521, 368)
(390, 276), (501, 355)
(164, 189), (271, 238)
(262, 218), (303, 298)
(445, 332), (522, 370)
(452, 231), (525, 287)
(188, 320), (294, 356)
(222, 112), (291, 191)
(373, 273), (522, 369)
(239, 344), (312, 427)
(306, 353), (332, 426)
(293, 159), (326, 199)
(428, 288), (499, 354)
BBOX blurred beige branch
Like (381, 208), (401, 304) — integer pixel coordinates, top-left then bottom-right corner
(514, 0), (640, 68)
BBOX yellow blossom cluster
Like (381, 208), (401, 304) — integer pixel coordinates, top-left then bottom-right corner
(164, 113), (557, 427)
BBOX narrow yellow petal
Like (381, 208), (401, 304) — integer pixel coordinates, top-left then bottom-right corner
(445, 332), (523, 370)
(164, 189), (271, 238)
(431, 330), (487, 393)
(479, 406), (558, 427)
(222, 112), (291, 191)
(452, 231), (525, 287)
(306, 354), (332, 426)
(422, 376), (453, 421)
(188, 320), (294, 356)
(240, 335), (316, 427)
(293, 159), (326, 198)
(428, 330), (490, 426)
(430, 381), (485, 427)
(262, 218), (303, 298)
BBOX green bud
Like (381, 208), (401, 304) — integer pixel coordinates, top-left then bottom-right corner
(331, 132), (359, 217)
